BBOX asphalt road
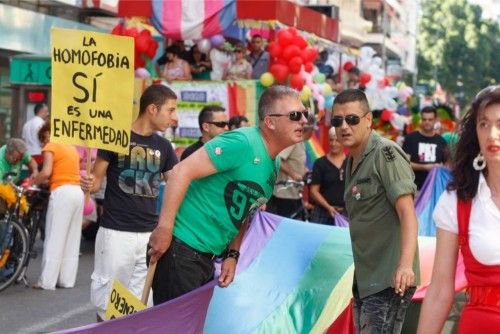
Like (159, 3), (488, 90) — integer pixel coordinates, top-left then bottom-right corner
(0, 238), (96, 334)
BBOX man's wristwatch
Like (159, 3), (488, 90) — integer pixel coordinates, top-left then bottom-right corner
(223, 249), (240, 261)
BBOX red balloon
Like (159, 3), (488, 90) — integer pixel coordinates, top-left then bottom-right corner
(268, 42), (282, 58)
(275, 57), (288, 65)
(287, 27), (298, 36)
(135, 53), (145, 69)
(304, 62), (314, 73)
(289, 73), (305, 91)
(282, 45), (301, 61)
(111, 24), (124, 35)
(270, 64), (289, 83)
(378, 76), (390, 88)
(359, 72), (372, 85)
(343, 61), (354, 71)
(135, 34), (150, 53)
(145, 39), (159, 59)
(381, 109), (392, 122)
(125, 27), (139, 38)
(278, 29), (294, 48)
(292, 35), (308, 50)
(288, 56), (303, 74)
(305, 47), (318, 62)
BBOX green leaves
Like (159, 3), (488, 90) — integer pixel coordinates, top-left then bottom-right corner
(417, 0), (499, 108)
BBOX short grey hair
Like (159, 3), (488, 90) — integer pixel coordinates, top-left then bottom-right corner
(6, 138), (27, 155)
(258, 85), (300, 121)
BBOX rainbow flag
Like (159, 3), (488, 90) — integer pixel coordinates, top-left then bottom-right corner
(226, 80), (264, 125)
(151, 0), (236, 40)
(304, 133), (325, 170)
(415, 167), (452, 237)
(55, 212), (355, 334)
(55, 207), (468, 334)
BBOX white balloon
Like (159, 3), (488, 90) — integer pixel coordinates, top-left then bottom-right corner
(372, 57), (383, 67)
(197, 38), (212, 53)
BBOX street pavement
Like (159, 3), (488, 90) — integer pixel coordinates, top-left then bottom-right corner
(0, 237), (96, 334)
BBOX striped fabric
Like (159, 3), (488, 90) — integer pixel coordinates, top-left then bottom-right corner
(151, 0), (237, 40)
(55, 169), (469, 334)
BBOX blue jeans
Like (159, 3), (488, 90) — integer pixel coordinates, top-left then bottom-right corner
(353, 286), (416, 334)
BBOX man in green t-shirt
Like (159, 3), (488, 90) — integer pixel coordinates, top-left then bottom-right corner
(0, 138), (38, 183)
(148, 85), (309, 304)
(331, 89), (419, 333)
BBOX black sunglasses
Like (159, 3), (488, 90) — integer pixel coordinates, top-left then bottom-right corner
(268, 110), (309, 122)
(206, 121), (229, 128)
(330, 113), (367, 127)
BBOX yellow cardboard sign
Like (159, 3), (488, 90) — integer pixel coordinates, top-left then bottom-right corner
(51, 28), (134, 154)
(105, 279), (146, 320)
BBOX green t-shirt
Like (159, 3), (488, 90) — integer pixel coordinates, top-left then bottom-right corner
(344, 131), (420, 298)
(173, 127), (279, 254)
(0, 145), (31, 183)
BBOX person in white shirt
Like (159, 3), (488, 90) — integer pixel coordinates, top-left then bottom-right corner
(22, 103), (49, 161)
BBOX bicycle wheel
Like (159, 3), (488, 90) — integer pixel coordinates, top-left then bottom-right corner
(0, 220), (29, 292)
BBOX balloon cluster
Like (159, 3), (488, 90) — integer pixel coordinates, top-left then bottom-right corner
(196, 34), (226, 53)
(111, 23), (159, 71)
(260, 27), (333, 110)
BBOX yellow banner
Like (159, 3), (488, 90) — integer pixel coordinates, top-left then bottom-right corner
(51, 28), (134, 154)
(105, 279), (146, 320)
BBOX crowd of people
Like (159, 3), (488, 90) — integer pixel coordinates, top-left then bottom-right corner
(1, 78), (499, 333)
(155, 35), (270, 83)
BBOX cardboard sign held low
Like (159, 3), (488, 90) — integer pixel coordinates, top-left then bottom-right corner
(105, 279), (146, 320)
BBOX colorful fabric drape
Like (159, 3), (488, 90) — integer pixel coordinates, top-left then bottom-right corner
(151, 0), (237, 40)
(55, 208), (467, 334)
(226, 80), (263, 124)
(304, 133), (325, 170)
(415, 167), (452, 237)
(54, 212), (355, 334)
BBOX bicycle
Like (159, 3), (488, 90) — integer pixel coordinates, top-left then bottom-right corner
(0, 174), (45, 291)
(274, 173), (312, 222)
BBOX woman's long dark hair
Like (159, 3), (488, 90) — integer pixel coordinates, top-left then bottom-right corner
(447, 85), (500, 200)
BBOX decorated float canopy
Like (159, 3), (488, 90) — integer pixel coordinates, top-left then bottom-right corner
(117, 0), (339, 42)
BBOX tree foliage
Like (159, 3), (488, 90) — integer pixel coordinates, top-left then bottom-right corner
(417, 0), (500, 106)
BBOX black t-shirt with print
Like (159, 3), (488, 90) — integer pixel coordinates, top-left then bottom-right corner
(98, 132), (177, 232)
(402, 131), (448, 189)
(310, 156), (347, 208)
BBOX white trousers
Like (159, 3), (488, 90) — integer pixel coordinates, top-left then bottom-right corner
(38, 184), (84, 289)
(91, 227), (151, 318)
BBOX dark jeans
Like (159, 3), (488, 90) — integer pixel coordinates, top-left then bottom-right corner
(353, 286), (416, 334)
(266, 196), (303, 219)
(150, 238), (215, 305)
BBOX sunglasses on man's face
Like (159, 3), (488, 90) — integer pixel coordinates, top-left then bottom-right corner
(206, 121), (229, 128)
(330, 114), (366, 127)
(268, 110), (309, 122)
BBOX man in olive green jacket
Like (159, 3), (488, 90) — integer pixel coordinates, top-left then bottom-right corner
(331, 89), (420, 334)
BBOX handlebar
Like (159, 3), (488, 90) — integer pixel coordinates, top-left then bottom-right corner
(275, 179), (305, 187)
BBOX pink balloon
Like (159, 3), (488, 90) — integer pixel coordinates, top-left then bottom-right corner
(317, 95), (325, 110)
(83, 198), (95, 216)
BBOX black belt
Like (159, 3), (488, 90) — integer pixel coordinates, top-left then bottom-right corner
(173, 237), (217, 260)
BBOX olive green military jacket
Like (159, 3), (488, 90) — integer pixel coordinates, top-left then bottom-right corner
(344, 131), (420, 298)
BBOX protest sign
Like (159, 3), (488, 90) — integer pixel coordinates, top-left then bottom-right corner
(105, 279), (146, 320)
(51, 28), (134, 154)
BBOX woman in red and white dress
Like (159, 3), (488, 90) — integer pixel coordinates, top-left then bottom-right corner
(418, 85), (500, 333)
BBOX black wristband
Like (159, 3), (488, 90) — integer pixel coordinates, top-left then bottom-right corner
(223, 249), (240, 261)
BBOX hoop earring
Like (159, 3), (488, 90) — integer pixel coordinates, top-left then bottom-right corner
(472, 153), (486, 171)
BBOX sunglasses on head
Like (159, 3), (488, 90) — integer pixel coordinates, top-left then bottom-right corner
(268, 110), (309, 122)
(330, 114), (366, 127)
(206, 121), (228, 128)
